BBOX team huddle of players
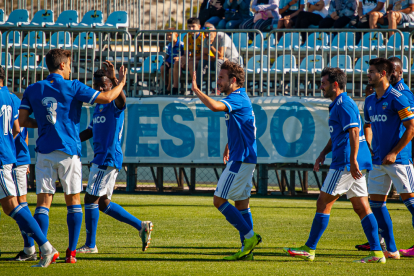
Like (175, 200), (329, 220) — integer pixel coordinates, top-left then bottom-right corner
(1, 48), (414, 267)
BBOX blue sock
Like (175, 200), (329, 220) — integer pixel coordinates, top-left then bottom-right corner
(85, 204), (99, 248)
(9, 205), (48, 247)
(218, 202), (253, 238)
(305, 213), (330, 250)
(104, 202), (142, 231)
(403, 198), (414, 229)
(67, 205), (83, 251)
(33, 207), (49, 238)
(19, 202), (35, 248)
(239, 208), (253, 245)
(370, 201), (397, 252)
(361, 213), (382, 251)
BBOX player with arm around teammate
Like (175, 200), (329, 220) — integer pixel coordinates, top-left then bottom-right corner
(283, 67), (386, 263)
(18, 49), (127, 264)
(76, 62), (153, 254)
(363, 58), (414, 260)
(192, 60), (262, 261)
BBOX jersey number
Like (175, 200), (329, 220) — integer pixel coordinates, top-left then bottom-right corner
(1, 105), (12, 135)
(42, 97), (57, 125)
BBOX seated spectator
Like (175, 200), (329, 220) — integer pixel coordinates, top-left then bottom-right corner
(365, 84), (374, 97)
(196, 23), (240, 92)
(160, 28), (184, 94)
(277, 0), (305, 41)
(199, 0), (226, 26)
(294, 0), (331, 42)
(369, 0), (414, 37)
(353, 0), (385, 29)
(319, 0), (358, 29)
(239, 0), (280, 35)
(217, 0), (251, 29)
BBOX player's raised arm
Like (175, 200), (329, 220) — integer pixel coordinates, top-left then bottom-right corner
(94, 66), (127, 105)
(192, 71), (228, 112)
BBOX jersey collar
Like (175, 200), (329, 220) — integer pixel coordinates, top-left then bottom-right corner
(47, 73), (64, 80)
(374, 85), (392, 101)
(395, 78), (405, 88)
(232, 88), (245, 94)
(329, 92), (346, 108)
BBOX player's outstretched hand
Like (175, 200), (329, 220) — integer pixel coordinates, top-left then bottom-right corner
(118, 65), (127, 86)
(103, 60), (116, 80)
(313, 154), (325, 172)
(192, 71), (200, 94)
(382, 153), (396, 165)
(350, 160), (362, 180)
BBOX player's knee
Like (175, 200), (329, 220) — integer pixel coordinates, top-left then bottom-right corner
(352, 204), (367, 217)
(390, 11), (397, 20)
(213, 196), (226, 209)
(316, 198), (328, 212)
(84, 193), (99, 205)
(98, 197), (110, 212)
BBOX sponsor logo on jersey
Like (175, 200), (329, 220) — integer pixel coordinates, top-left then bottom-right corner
(99, 105), (103, 112)
(369, 106), (372, 110)
(93, 116), (106, 124)
(329, 126), (333, 133)
(370, 114), (387, 122)
(382, 102), (388, 110)
(225, 113), (229, 120)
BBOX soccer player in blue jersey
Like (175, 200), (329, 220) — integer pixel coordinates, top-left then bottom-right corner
(18, 49), (127, 264)
(76, 62), (153, 254)
(283, 67), (385, 263)
(191, 61), (261, 261)
(0, 66), (58, 267)
(364, 58), (414, 260)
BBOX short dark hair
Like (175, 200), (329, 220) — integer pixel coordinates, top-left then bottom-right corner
(187, 17), (200, 25)
(0, 66), (5, 82)
(46, 49), (71, 72)
(93, 69), (106, 79)
(321, 67), (347, 90)
(220, 60), (245, 87)
(388, 56), (402, 68)
(369, 58), (394, 77)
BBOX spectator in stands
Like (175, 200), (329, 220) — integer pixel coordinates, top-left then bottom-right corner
(161, 28), (184, 94)
(353, 0), (386, 29)
(369, 0), (414, 37)
(217, 0), (251, 29)
(319, 0), (358, 29)
(294, 0), (331, 42)
(196, 23), (240, 92)
(239, 0), (280, 35)
(365, 84), (374, 97)
(276, 0), (305, 41)
(199, 0), (226, 26)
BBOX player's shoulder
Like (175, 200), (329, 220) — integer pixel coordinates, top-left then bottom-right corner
(389, 87), (403, 98)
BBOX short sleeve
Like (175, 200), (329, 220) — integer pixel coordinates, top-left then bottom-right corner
(220, 93), (243, 113)
(11, 95), (19, 121)
(19, 88), (33, 114)
(73, 80), (100, 104)
(393, 94), (414, 122)
(339, 102), (359, 131)
(364, 98), (371, 124)
(87, 119), (94, 129)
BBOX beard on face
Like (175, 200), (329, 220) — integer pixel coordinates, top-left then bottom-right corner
(322, 85), (334, 98)
(219, 82), (231, 94)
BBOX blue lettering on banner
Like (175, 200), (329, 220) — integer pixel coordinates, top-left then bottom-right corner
(252, 104), (269, 157)
(125, 104), (159, 157)
(270, 102), (315, 157)
(161, 103), (195, 158)
(196, 104), (221, 157)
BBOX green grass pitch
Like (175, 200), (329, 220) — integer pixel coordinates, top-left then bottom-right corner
(1, 192), (414, 275)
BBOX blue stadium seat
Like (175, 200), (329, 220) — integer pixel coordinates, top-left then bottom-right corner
(45, 10), (78, 27)
(248, 33), (268, 51)
(1, 52), (12, 69)
(12, 53), (37, 71)
(328, 55), (353, 73)
(35, 56), (48, 71)
(246, 55), (269, 74)
(131, 55), (164, 74)
(1, 9), (29, 26)
(299, 55), (323, 74)
(95, 11), (128, 28)
(21, 31), (47, 49)
(47, 32), (72, 48)
(270, 32), (300, 51)
(330, 32), (355, 51)
(73, 32), (97, 49)
(349, 32), (384, 52)
(1, 31), (21, 48)
(231, 33), (250, 51)
(355, 55), (377, 74)
(70, 10), (103, 28)
(386, 32), (411, 51)
(0, 9), (4, 23)
(21, 9), (54, 26)
(299, 32), (329, 51)
(269, 55), (298, 73)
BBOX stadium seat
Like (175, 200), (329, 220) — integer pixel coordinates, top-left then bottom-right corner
(0, 9), (4, 24)
(248, 33), (268, 51)
(246, 55), (269, 74)
(299, 55), (323, 74)
(35, 56), (48, 71)
(349, 32), (384, 52)
(45, 10), (78, 27)
(1, 9), (29, 26)
(385, 32), (411, 51)
(298, 32), (329, 51)
(131, 55), (164, 74)
(330, 32), (355, 51)
(12, 53), (37, 71)
(270, 32), (300, 51)
(47, 32), (72, 48)
(95, 11), (128, 28)
(21, 31), (47, 49)
(328, 55), (353, 73)
(355, 55), (377, 74)
(1, 52), (13, 69)
(269, 55), (298, 73)
(73, 32), (97, 49)
(1, 31), (21, 48)
(21, 9), (54, 26)
(70, 10), (103, 28)
(232, 33), (250, 51)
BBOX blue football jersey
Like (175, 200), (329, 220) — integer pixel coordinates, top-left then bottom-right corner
(10, 93), (30, 166)
(0, 86), (18, 165)
(220, 88), (257, 164)
(88, 101), (125, 169)
(364, 85), (414, 165)
(20, 74), (100, 156)
(329, 93), (372, 171)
